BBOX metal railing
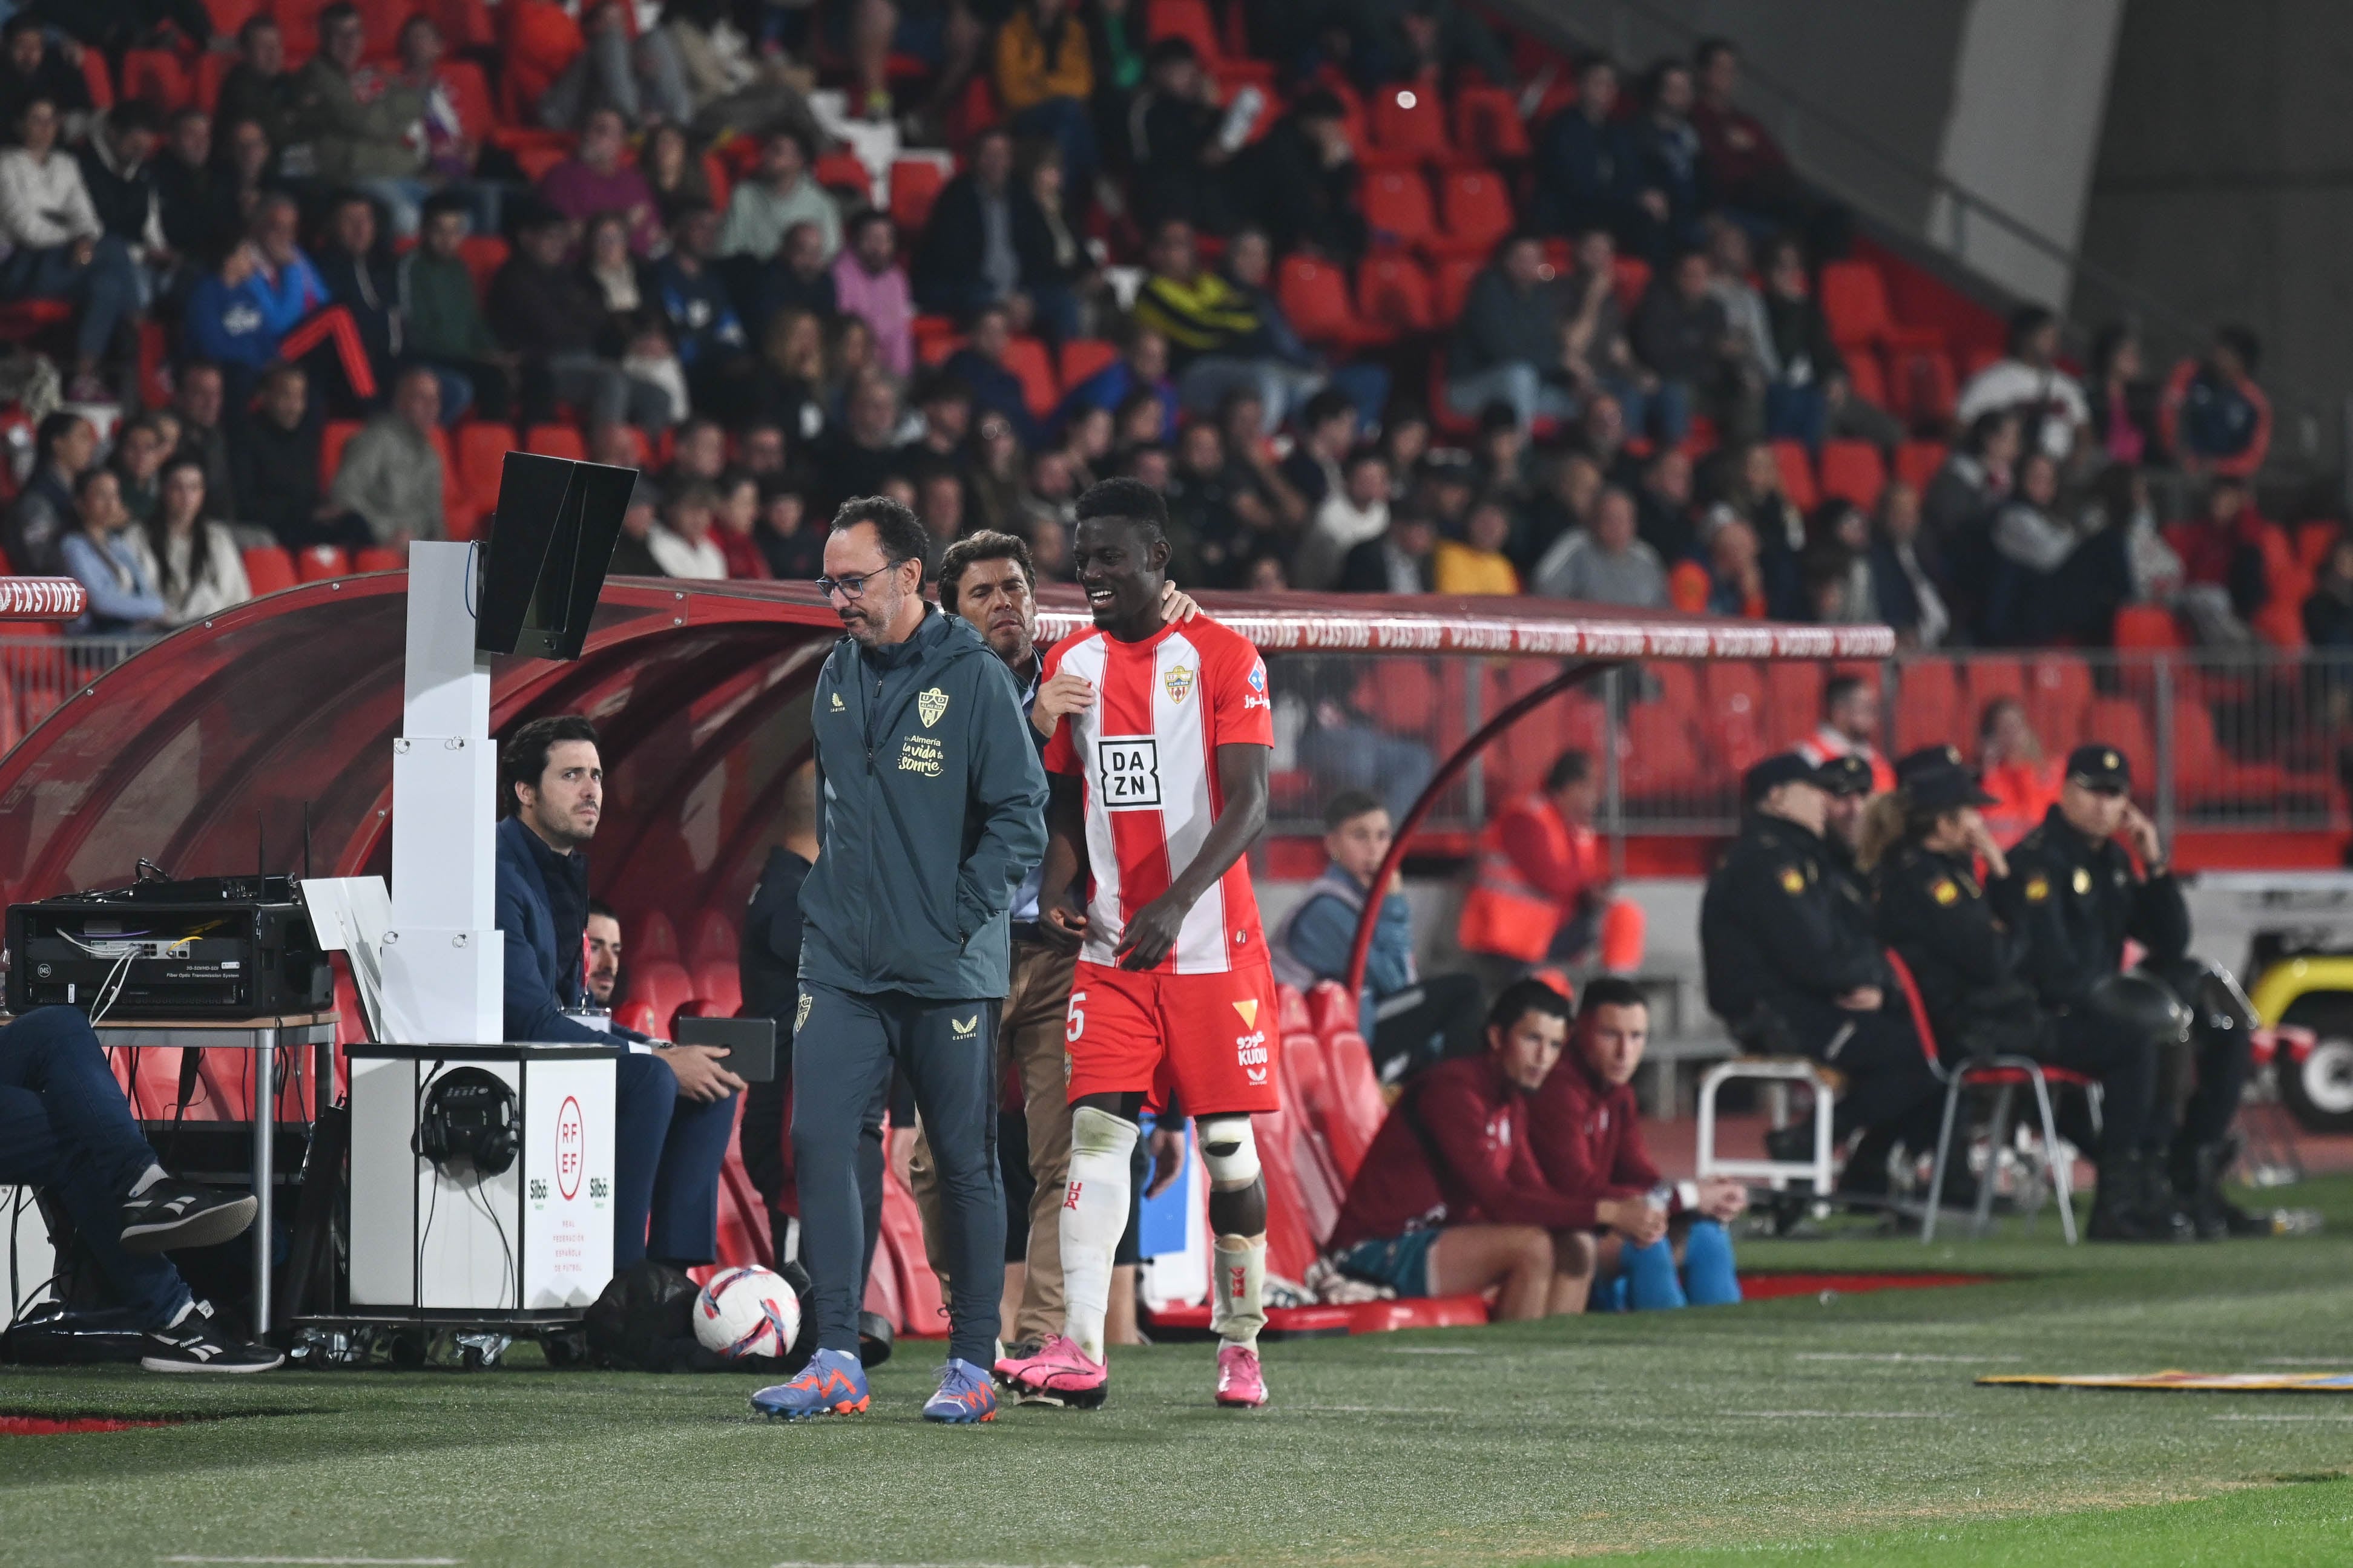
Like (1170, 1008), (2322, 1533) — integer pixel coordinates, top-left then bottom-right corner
(1265, 648), (2353, 851)
(0, 637), (140, 753)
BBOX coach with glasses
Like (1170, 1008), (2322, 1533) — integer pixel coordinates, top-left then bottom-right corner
(751, 496), (1047, 1426)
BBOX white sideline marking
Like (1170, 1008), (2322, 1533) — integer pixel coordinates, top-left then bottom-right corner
(1289, 1404), (1461, 1415)
(2211, 1413), (2353, 1423)
(1796, 1353), (2024, 1363)
(2256, 1357), (2353, 1366)
(1720, 1409), (1943, 1419)
(772, 1562), (1148, 1567)
(1380, 1347), (1479, 1355)
(160, 1558), (459, 1565)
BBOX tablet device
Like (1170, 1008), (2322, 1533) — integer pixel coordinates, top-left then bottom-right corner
(675, 1015), (778, 1081)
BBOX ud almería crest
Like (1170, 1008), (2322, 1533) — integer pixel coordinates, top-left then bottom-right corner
(918, 687), (949, 727)
(1163, 665), (1195, 704)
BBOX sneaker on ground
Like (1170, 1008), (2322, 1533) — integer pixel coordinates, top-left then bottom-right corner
(140, 1300), (283, 1374)
(120, 1180), (258, 1255)
(1215, 1343), (1266, 1408)
(921, 1358), (999, 1423)
(997, 1333), (1108, 1409)
(750, 1347), (870, 1420)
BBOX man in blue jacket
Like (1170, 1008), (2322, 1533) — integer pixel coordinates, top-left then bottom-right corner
(495, 715), (744, 1273)
(751, 497), (1048, 1426)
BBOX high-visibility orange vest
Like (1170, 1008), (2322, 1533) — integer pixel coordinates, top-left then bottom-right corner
(1457, 796), (1594, 963)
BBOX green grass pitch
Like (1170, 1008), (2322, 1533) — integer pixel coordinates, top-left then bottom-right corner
(6, 1176), (2353, 1568)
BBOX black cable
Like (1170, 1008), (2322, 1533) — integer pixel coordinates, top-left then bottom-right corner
(463, 1171), (516, 1311)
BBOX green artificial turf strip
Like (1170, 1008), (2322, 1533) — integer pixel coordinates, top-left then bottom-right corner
(4, 1176), (2352, 1568)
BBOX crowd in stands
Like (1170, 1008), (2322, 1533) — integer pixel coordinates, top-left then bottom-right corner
(0, 1), (2331, 655)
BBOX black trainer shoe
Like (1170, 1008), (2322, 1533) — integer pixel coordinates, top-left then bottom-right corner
(140, 1301), (284, 1374)
(119, 1179), (257, 1255)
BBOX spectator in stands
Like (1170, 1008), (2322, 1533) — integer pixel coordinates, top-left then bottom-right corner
(172, 362), (232, 506)
(216, 17), (298, 152)
(185, 193), (378, 413)
(1280, 781), (1485, 1080)
(755, 307), (829, 437)
(291, 4), (427, 235)
(648, 482), (727, 578)
(538, 107), (663, 257)
(1561, 228), (1657, 438)
(2088, 322), (2162, 469)
(0, 16), (90, 140)
(62, 467), (166, 637)
(535, 0), (657, 133)
(1921, 408), (2016, 606)
(109, 415), (168, 525)
(2165, 474), (2274, 646)
(1533, 485), (1668, 607)
(1670, 513), (1766, 618)
(1984, 448), (2131, 645)
(942, 303), (1043, 450)
(496, 715), (743, 1270)
(1530, 977), (1746, 1312)
(1326, 980), (1604, 1320)
(1446, 234), (1575, 431)
(232, 366), (364, 550)
(2162, 326), (2271, 479)
(1135, 217), (1311, 436)
(632, 125), (705, 228)
(1702, 439), (1805, 614)
(312, 191), (414, 412)
(1521, 449), (1604, 573)
(401, 196), (513, 422)
(810, 371), (907, 513)
(1869, 480), (1950, 648)
(746, 217), (837, 329)
(1340, 505), (1438, 594)
(395, 17), (491, 236)
(2308, 534), (2353, 649)
(1973, 697), (2059, 848)
(1124, 36), (1230, 233)
(994, 0), (1098, 208)
(1288, 445), (1387, 592)
(1533, 56), (1642, 240)
(1458, 749), (1619, 996)
(1628, 445), (1698, 565)
(6, 410), (94, 576)
(1223, 228), (1386, 430)
(209, 115), (277, 249)
(757, 477), (823, 579)
(77, 103), (166, 278)
(329, 366), (445, 546)
(1795, 673), (1895, 792)
(1016, 139), (1096, 345)
(1802, 500), (1877, 625)
(492, 203), (671, 431)
(652, 204), (758, 421)
(1758, 234), (1902, 453)
(912, 125), (1045, 321)
(1956, 305), (2089, 464)
(1, 96), (137, 401)
(1231, 86), (1365, 263)
(1633, 249), (1740, 449)
(1297, 660), (1434, 824)
(830, 208), (914, 378)
(1625, 60), (1706, 263)
(128, 454), (252, 626)
(1063, 319), (1179, 442)
(1691, 38), (1840, 254)
(153, 108), (225, 263)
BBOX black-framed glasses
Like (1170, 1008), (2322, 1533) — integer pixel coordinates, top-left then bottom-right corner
(815, 562), (901, 600)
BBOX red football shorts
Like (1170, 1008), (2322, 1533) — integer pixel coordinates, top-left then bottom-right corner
(1062, 957), (1282, 1117)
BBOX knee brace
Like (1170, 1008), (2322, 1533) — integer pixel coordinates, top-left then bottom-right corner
(1195, 1115), (1260, 1192)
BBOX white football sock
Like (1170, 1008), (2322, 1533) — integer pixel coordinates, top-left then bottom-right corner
(1058, 1106), (1137, 1363)
(1211, 1233), (1266, 1352)
(131, 1164), (167, 1196)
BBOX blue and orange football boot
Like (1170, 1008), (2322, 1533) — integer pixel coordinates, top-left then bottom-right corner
(921, 1358), (999, 1423)
(750, 1347), (870, 1421)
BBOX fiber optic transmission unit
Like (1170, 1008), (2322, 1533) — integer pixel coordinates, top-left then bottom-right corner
(6, 873), (333, 1019)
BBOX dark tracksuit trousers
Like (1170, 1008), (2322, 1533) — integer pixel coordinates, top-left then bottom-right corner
(0, 1008), (190, 1325)
(793, 983), (1004, 1366)
(611, 1052), (739, 1270)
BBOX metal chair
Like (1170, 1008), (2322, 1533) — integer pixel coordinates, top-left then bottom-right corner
(1696, 1057), (1838, 1193)
(1883, 951), (2101, 1245)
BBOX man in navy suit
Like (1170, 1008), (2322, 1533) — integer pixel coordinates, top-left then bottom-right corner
(495, 714), (744, 1269)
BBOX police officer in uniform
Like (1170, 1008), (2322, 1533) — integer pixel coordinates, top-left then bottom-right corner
(1868, 747), (2173, 1240)
(1700, 754), (1941, 1201)
(2006, 745), (2260, 1238)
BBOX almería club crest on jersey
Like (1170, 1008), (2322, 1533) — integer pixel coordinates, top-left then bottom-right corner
(1163, 665), (1194, 704)
(918, 687), (949, 726)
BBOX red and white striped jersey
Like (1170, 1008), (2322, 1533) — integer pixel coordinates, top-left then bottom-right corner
(1041, 614), (1275, 974)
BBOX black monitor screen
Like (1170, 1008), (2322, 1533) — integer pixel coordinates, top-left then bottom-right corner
(476, 452), (637, 661)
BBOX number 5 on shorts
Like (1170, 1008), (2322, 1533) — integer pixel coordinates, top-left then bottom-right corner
(1065, 991), (1086, 1043)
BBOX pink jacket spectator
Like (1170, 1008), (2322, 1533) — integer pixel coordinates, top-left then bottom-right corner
(536, 159), (664, 256)
(830, 248), (914, 379)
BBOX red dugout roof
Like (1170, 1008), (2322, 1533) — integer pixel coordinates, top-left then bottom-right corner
(0, 574), (1884, 943)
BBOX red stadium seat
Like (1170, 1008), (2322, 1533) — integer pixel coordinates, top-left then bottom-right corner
(1433, 166), (1513, 260)
(2024, 655), (2094, 746)
(319, 418), (364, 484)
(1359, 168), (1436, 252)
(1000, 335), (1060, 421)
(1431, 255), (1481, 323)
(1057, 337), (1118, 391)
(80, 45), (113, 109)
(1366, 82), (1450, 166)
(1452, 84), (1528, 162)
(888, 159), (946, 235)
(1819, 260), (1940, 352)
(692, 960), (743, 1019)
(1355, 252), (1433, 339)
(812, 149), (873, 201)
(439, 59), (495, 140)
(195, 50), (235, 110)
(457, 234), (507, 297)
(242, 545), (298, 596)
(613, 1000), (657, 1036)
(622, 957), (695, 1033)
(295, 545), (349, 582)
(1818, 439), (1887, 508)
(525, 423), (587, 461)
(1887, 347), (1957, 427)
(1277, 255), (1371, 349)
(1843, 351), (1887, 408)
(1701, 661), (1771, 774)
(1611, 256), (1653, 316)
(2112, 604), (2186, 651)
(122, 50), (191, 110)
(1619, 704), (1702, 800)
(1769, 439), (1818, 512)
(1895, 439), (1948, 493)
(1767, 661), (1823, 745)
(354, 546), (404, 572)
(1892, 660), (1961, 753)
(456, 421), (515, 513)
(204, 0), (263, 34)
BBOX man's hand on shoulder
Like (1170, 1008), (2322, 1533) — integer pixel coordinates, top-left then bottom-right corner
(655, 1044), (746, 1103)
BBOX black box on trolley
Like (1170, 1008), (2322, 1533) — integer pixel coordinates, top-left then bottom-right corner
(7, 874), (333, 1019)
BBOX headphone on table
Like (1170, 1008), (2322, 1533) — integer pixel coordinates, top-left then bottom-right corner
(413, 1066), (519, 1177)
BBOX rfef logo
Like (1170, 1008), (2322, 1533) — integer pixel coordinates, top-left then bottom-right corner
(556, 1095), (584, 1199)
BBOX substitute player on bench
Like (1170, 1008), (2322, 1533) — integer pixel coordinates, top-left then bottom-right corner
(999, 477), (1280, 1411)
